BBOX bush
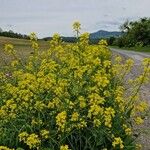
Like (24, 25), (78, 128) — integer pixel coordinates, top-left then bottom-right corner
(118, 18), (150, 48)
(0, 26), (150, 150)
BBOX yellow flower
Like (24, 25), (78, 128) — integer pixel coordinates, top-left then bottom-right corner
(26, 134), (41, 149)
(136, 144), (142, 150)
(112, 137), (124, 149)
(47, 101), (55, 109)
(0, 146), (14, 150)
(40, 129), (49, 139)
(104, 107), (115, 128)
(136, 101), (148, 112)
(77, 118), (87, 129)
(60, 145), (70, 150)
(88, 93), (105, 105)
(93, 118), (101, 127)
(4, 44), (15, 55)
(78, 96), (86, 108)
(125, 128), (132, 135)
(123, 124), (132, 135)
(71, 112), (79, 121)
(11, 60), (19, 67)
(56, 111), (67, 132)
(29, 32), (38, 41)
(135, 117), (144, 125)
(103, 90), (111, 97)
(88, 105), (104, 118)
(93, 74), (110, 88)
(18, 131), (29, 142)
(103, 60), (111, 68)
(34, 101), (46, 111)
(31, 119), (43, 126)
(72, 21), (81, 37)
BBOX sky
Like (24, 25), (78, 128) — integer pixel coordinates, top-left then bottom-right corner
(0, 0), (150, 38)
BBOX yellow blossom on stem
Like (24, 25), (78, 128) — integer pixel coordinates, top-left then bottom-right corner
(60, 145), (70, 150)
(40, 129), (49, 139)
(112, 137), (124, 149)
(135, 117), (144, 125)
(56, 111), (67, 132)
(71, 112), (79, 121)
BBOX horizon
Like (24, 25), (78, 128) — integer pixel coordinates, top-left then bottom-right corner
(0, 0), (150, 38)
(0, 28), (122, 39)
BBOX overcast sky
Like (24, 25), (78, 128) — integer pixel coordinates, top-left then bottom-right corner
(0, 0), (150, 38)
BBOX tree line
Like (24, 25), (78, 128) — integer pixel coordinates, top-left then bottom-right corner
(110, 17), (150, 48)
(0, 28), (29, 39)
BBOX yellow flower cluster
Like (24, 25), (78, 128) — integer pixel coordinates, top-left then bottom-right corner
(135, 117), (144, 125)
(104, 107), (115, 128)
(19, 132), (41, 149)
(0, 146), (14, 150)
(60, 145), (71, 150)
(56, 111), (67, 132)
(71, 112), (79, 121)
(4, 44), (15, 55)
(0, 23), (149, 149)
(123, 124), (132, 135)
(40, 129), (49, 139)
(112, 137), (124, 149)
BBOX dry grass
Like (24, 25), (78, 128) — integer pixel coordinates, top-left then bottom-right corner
(0, 36), (49, 65)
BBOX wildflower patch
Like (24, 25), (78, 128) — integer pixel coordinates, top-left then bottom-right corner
(0, 23), (149, 150)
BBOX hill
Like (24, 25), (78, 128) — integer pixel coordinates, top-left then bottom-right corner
(90, 30), (122, 39)
(43, 30), (122, 43)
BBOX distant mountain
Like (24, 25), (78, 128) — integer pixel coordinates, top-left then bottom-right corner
(90, 30), (122, 39)
(42, 30), (122, 44)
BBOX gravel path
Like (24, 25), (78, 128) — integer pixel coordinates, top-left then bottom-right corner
(111, 48), (150, 65)
(111, 48), (150, 150)
(111, 48), (150, 103)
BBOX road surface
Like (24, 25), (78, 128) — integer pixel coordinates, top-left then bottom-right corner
(111, 48), (150, 104)
(111, 48), (150, 63)
(110, 48), (150, 150)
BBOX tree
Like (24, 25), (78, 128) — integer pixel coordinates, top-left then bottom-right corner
(107, 37), (116, 45)
(117, 18), (150, 47)
(0, 27), (3, 33)
(8, 30), (14, 33)
(120, 20), (130, 33)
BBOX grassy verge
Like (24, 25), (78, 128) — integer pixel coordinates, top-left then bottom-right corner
(109, 45), (150, 53)
(0, 36), (49, 51)
(0, 36), (49, 65)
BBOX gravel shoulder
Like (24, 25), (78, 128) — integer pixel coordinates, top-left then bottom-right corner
(111, 48), (150, 150)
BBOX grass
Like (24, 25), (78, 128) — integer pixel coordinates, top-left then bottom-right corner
(0, 36), (49, 51)
(109, 45), (150, 53)
(0, 36), (49, 65)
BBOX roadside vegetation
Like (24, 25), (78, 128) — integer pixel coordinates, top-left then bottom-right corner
(107, 18), (150, 52)
(0, 22), (150, 150)
(109, 45), (150, 53)
(0, 36), (49, 66)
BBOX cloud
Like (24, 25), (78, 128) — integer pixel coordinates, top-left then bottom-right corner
(0, 0), (150, 37)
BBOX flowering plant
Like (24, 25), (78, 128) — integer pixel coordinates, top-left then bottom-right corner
(0, 23), (149, 150)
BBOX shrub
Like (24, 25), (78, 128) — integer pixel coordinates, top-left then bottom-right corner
(0, 25), (150, 150)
